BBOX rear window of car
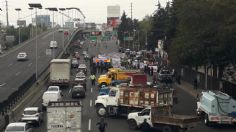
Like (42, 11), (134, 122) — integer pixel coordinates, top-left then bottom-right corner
(6, 126), (24, 131)
(24, 110), (37, 115)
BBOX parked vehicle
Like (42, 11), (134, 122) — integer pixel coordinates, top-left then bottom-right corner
(47, 101), (82, 132)
(49, 59), (71, 87)
(128, 106), (199, 132)
(5, 122), (33, 132)
(95, 85), (174, 117)
(17, 52), (28, 61)
(98, 85), (110, 95)
(71, 58), (79, 68)
(197, 91), (236, 126)
(74, 52), (80, 59)
(82, 50), (87, 56)
(78, 63), (87, 74)
(97, 68), (141, 86)
(42, 91), (62, 110)
(157, 68), (173, 82)
(71, 85), (86, 98)
(49, 41), (58, 48)
(21, 107), (43, 127)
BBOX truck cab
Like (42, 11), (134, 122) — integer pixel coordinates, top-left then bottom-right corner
(127, 107), (153, 129)
(95, 87), (119, 116)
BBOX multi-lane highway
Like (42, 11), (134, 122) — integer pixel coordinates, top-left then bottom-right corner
(8, 36), (236, 132)
(0, 29), (71, 102)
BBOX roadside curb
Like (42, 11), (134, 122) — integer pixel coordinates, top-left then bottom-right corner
(174, 82), (202, 99)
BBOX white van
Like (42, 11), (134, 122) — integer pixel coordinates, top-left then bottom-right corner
(50, 41), (58, 48)
(42, 91), (62, 110)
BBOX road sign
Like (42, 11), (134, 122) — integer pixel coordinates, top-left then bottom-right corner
(90, 36), (97, 41)
(123, 37), (133, 41)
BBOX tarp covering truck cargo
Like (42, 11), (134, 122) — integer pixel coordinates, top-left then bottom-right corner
(49, 59), (71, 86)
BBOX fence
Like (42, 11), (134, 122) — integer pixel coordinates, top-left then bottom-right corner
(174, 65), (236, 99)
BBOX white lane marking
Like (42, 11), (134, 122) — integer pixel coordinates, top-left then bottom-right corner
(90, 100), (92, 107)
(0, 83), (6, 87)
(8, 63), (13, 67)
(88, 119), (91, 131)
(15, 72), (21, 76)
(28, 63), (32, 67)
(91, 88), (93, 93)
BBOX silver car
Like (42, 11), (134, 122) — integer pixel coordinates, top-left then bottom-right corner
(17, 52), (28, 61)
(5, 122), (33, 132)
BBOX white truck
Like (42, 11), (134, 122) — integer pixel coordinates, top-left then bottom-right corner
(197, 91), (236, 126)
(47, 101), (82, 132)
(49, 59), (71, 87)
(128, 106), (199, 132)
(95, 84), (174, 117)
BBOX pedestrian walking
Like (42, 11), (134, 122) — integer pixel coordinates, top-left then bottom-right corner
(140, 119), (150, 132)
(89, 74), (96, 86)
(96, 117), (108, 132)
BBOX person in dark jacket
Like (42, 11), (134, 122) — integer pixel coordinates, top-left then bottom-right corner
(140, 119), (150, 132)
(96, 117), (108, 132)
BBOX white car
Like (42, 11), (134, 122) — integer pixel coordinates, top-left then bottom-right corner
(42, 91), (62, 110)
(5, 122), (33, 132)
(21, 107), (43, 127)
(50, 41), (58, 48)
(17, 52), (28, 61)
(47, 86), (61, 93)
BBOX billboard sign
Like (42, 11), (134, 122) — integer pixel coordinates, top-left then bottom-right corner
(107, 5), (120, 18)
(107, 17), (120, 28)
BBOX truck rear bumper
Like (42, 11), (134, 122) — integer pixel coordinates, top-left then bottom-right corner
(209, 115), (236, 124)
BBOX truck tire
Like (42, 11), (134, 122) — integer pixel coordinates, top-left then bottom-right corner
(96, 105), (106, 117)
(36, 121), (41, 127)
(204, 114), (211, 126)
(162, 125), (172, 132)
(128, 119), (138, 130)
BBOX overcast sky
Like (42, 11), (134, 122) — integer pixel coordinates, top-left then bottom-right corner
(0, 0), (169, 26)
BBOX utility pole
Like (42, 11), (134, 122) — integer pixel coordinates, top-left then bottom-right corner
(131, 3), (133, 21)
(6, 0), (9, 27)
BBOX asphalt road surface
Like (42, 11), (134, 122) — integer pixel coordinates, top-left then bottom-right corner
(15, 38), (236, 132)
(0, 29), (73, 102)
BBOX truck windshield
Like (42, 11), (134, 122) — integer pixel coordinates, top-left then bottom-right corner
(109, 90), (116, 97)
(141, 109), (150, 116)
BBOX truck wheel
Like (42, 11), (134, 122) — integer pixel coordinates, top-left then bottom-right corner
(162, 125), (172, 132)
(96, 105), (106, 117)
(128, 119), (137, 130)
(36, 121), (41, 127)
(204, 114), (211, 126)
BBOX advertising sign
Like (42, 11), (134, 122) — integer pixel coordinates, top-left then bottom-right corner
(107, 17), (120, 28)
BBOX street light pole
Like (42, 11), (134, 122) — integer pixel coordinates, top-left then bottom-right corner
(46, 8), (58, 59)
(28, 3), (42, 81)
(59, 8), (66, 51)
(15, 8), (21, 44)
(28, 7), (33, 38)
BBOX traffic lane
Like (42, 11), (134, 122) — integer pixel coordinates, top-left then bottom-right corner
(175, 85), (236, 132)
(0, 31), (63, 82)
(0, 32), (64, 101)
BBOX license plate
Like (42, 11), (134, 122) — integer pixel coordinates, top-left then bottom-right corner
(77, 93), (80, 96)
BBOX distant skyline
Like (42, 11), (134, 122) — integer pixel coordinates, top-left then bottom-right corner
(0, 0), (169, 26)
